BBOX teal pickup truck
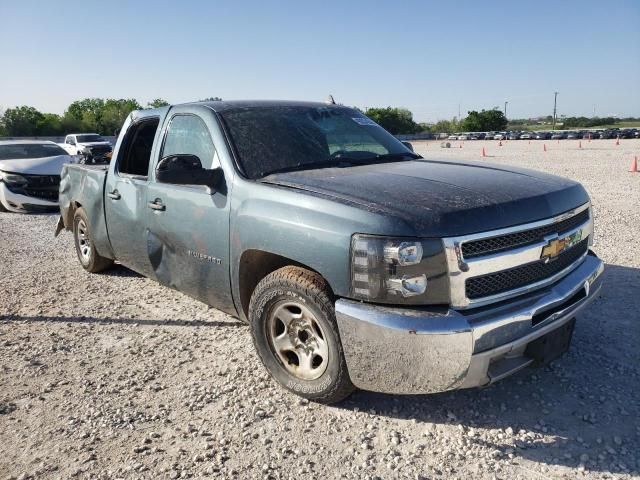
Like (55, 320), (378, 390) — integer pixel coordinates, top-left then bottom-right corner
(56, 100), (604, 403)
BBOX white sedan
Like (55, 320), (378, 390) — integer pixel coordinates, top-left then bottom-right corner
(0, 140), (76, 213)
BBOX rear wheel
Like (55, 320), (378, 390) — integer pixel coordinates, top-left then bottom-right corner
(0, 199), (7, 212)
(249, 266), (355, 404)
(73, 207), (113, 273)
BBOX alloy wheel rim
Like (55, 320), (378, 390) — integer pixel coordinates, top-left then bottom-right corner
(267, 301), (329, 380)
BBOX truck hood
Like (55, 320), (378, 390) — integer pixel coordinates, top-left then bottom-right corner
(0, 155), (73, 176)
(262, 159), (589, 237)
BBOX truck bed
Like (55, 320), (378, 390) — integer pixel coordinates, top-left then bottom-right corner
(58, 163), (113, 258)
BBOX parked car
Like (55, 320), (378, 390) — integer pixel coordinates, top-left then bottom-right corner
(447, 134), (458, 141)
(55, 100), (604, 403)
(484, 132), (495, 140)
(457, 134), (469, 141)
(0, 140), (74, 213)
(507, 132), (520, 140)
(551, 132), (566, 140)
(494, 132), (507, 140)
(535, 132), (551, 140)
(599, 130), (615, 139)
(62, 133), (113, 164)
(618, 129), (635, 139)
(519, 132), (534, 140)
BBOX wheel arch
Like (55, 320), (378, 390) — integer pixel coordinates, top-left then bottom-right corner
(236, 249), (332, 322)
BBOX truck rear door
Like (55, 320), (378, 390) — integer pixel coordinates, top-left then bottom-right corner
(144, 107), (234, 313)
(104, 114), (161, 277)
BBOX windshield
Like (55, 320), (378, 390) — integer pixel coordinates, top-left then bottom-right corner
(76, 134), (103, 143)
(220, 106), (416, 179)
(0, 143), (68, 160)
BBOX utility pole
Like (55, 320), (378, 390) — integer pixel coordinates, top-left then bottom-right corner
(552, 91), (559, 131)
(504, 101), (508, 118)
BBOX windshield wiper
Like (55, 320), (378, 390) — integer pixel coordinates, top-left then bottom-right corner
(261, 159), (357, 177)
(260, 152), (422, 177)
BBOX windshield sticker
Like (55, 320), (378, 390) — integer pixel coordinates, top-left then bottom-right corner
(352, 117), (378, 127)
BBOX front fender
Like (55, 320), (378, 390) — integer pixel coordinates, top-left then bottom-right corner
(229, 179), (411, 312)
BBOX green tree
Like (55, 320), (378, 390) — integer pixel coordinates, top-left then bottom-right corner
(431, 117), (461, 133)
(63, 97), (141, 135)
(101, 98), (142, 135)
(460, 109), (507, 132)
(36, 113), (64, 135)
(2, 106), (45, 136)
(65, 98), (105, 132)
(364, 107), (421, 134)
(147, 98), (169, 108)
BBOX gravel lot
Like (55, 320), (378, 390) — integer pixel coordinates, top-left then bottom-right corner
(1, 139), (639, 479)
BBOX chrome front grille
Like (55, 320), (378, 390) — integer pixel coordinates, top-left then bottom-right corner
(461, 208), (590, 259)
(465, 238), (589, 299)
(443, 203), (593, 309)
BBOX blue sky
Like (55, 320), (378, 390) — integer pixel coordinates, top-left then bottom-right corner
(0, 0), (638, 122)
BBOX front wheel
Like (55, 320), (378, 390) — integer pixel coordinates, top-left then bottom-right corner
(249, 266), (355, 404)
(73, 208), (114, 273)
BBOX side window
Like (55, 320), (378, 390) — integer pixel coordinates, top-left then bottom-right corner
(117, 118), (160, 177)
(162, 115), (217, 169)
(67, 136), (75, 145)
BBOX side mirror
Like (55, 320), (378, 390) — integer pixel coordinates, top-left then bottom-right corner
(156, 154), (223, 190)
(402, 141), (414, 152)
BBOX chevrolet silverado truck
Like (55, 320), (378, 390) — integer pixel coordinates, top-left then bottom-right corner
(62, 133), (113, 164)
(55, 100), (604, 403)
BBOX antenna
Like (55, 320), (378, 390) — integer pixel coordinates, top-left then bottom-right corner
(326, 95), (336, 105)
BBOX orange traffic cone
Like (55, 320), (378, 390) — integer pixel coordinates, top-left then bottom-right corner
(630, 156), (638, 172)
(588, 134), (592, 142)
(579, 141), (582, 149)
(616, 136), (620, 146)
(544, 144), (547, 152)
(482, 147), (486, 157)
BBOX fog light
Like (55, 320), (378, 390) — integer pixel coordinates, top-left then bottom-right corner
(387, 274), (427, 297)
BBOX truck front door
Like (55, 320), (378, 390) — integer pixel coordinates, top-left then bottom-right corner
(145, 109), (234, 314)
(104, 116), (160, 277)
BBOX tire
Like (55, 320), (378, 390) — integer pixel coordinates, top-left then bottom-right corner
(0, 199), (8, 212)
(249, 266), (355, 404)
(73, 207), (114, 273)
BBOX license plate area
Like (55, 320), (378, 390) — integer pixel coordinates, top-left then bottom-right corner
(525, 318), (576, 365)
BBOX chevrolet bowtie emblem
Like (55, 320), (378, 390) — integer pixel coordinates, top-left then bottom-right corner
(541, 231), (582, 262)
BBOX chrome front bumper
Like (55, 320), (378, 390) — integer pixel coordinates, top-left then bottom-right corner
(335, 252), (604, 394)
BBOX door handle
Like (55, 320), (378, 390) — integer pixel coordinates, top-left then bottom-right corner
(107, 190), (121, 200)
(147, 199), (166, 211)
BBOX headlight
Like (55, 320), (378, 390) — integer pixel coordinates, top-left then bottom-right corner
(0, 171), (28, 187)
(350, 234), (450, 305)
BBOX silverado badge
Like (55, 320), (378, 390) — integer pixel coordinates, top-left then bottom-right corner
(541, 230), (582, 262)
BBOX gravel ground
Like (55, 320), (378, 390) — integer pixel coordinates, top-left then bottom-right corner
(1, 139), (639, 480)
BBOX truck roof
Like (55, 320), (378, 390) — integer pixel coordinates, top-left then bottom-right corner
(142, 100), (345, 116)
